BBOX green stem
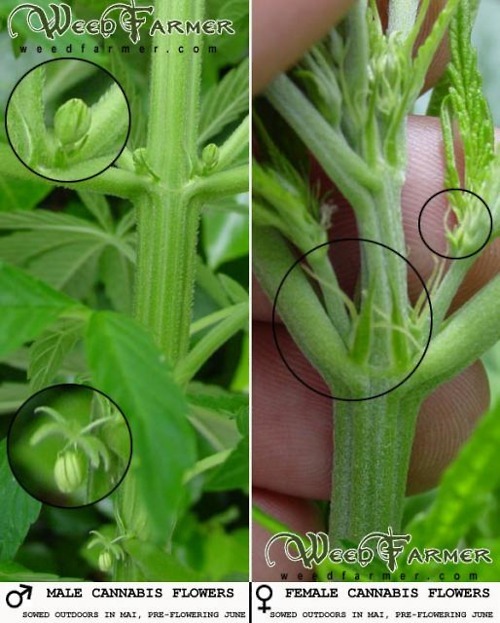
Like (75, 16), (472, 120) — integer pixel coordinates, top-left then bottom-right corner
(183, 449), (232, 483)
(253, 226), (363, 396)
(329, 391), (421, 545)
(175, 302), (247, 386)
(307, 252), (351, 343)
(117, 0), (205, 580)
(190, 304), (243, 335)
(266, 75), (381, 198)
(146, 0), (203, 186)
(187, 165), (249, 202)
(253, 506), (295, 535)
(215, 115), (249, 172)
(431, 258), (474, 332)
(0, 143), (150, 200)
(134, 191), (201, 362)
(409, 273), (500, 396)
(134, 0), (204, 364)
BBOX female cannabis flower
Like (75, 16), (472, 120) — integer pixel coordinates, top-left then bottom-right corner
(54, 449), (84, 493)
(54, 98), (92, 147)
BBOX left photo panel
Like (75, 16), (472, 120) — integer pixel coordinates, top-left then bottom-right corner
(0, 0), (249, 585)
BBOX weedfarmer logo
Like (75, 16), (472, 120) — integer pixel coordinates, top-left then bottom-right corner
(7, 1), (235, 45)
(266, 527), (410, 573)
(265, 527), (493, 573)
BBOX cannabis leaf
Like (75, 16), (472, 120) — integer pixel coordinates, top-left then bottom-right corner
(199, 58), (249, 144)
(28, 318), (85, 391)
(441, 0), (494, 189)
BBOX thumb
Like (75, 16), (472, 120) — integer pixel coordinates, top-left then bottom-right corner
(253, 0), (354, 94)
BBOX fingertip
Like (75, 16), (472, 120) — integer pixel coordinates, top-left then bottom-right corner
(252, 0), (353, 94)
(408, 361), (490, 493)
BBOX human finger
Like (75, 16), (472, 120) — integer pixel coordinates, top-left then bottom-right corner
(252, 0), (449, 94)
(252, 321), (489, 498)
(253, 115), (500, 322)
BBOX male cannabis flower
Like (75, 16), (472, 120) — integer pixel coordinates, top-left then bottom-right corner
(54, 449), (84, 494)
(54, 98), (92, 147)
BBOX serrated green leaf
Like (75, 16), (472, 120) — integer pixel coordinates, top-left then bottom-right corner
(86, 312), (197, 543)
(6, 64), (51, 167)
(28, 318), (85, 391)
(78, 191), (113, 230)
(187, 381), (247, 416)
(404, 401), (500, 553)
(441, 0), (494, 188)
(199, 58), (249, 144)
(0, 261), (78, 357)
(100, 246), (133, 313)
(124, 539), (198, 581)
(0, 210), (133, 297)
(200, 526), (248, 581)
(0, 439), (41, 561)
(205, 433), (248, 493)
(188, 407), (241, 453)
(34, 240), (104, 294)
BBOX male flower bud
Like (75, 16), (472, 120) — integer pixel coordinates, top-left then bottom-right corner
(201, 143), (219, 172)
(54, 99), (92, 147)
(98, 550), (113, 573)
(54, 449), (84, 494)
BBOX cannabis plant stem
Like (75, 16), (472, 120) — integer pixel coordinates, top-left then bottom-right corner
(114, 0), (205, 580)
(0, 143), (150, 200)
(329, 392), (421, 547)
(134, 0), (204, 364)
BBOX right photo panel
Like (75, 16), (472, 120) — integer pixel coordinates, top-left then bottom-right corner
(252, 0), (500, 597)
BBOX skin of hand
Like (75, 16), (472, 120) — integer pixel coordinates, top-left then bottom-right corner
(252, 0), (500, 580)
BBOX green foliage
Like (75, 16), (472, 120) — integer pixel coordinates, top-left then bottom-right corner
(202, 203), (249, 270)
(6, 63), (129, 181)
(199, 58), (249, 144)
(405, 401), (500, 551)
(0, 209), (135, 299)
(0, 177), (51, 212)
(0, 0), (248, 582)
(124, 539), (199, 581)
(6, 65), (51, 166)
(87, 311), (196, 542)
(28, 319), (85, 391)
(0, 261), (80, 357)
(0, 440), (41, 561)
(255, 0), (500, 564)
(442, 0), (494, 188)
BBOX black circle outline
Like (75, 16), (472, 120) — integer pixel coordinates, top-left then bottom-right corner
(5, 57), (132, 184)
(417, 188), (493, 261)
(271, 238), (434, 402)
(7, 383), (133, 510)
